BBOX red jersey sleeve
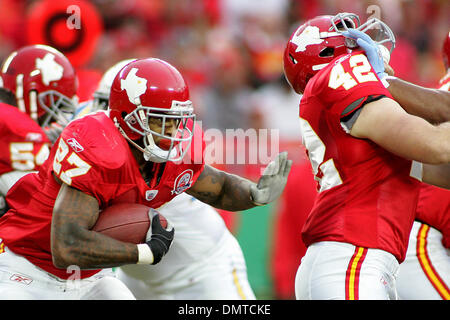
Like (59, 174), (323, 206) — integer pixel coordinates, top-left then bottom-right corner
(312, 51), (393, 119)
(51, 112), (132, 204)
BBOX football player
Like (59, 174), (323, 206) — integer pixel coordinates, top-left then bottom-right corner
(0, 58), (291, 299)
(375, 30), (449, 300)
(0, 45), (78, 217)
(345, 28), (449, 299)
(78, 58), (256, 300)
(283, 13), (450, 300)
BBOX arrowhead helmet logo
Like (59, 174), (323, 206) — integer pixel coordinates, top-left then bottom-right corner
(291, 26), (324, 52)
(35, 53), (64, 86)
(120, 67), (147, 105)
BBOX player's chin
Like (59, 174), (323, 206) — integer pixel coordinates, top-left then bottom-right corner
(158, 138), (179, 150)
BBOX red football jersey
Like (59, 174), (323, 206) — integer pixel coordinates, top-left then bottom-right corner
(415, 184), (450, 248)
(299, 51), (421, 263)
(0, 110), (205, 279)
(414, 71), (450, 248)
(0, 103), (50, 175)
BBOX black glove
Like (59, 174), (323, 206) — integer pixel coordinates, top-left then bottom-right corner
(145, 209), (174, 265)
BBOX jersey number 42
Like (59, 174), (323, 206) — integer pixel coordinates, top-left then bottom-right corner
(328, 54), (378, 90)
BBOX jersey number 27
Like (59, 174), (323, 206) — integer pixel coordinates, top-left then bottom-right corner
(53, 138), (91, 185)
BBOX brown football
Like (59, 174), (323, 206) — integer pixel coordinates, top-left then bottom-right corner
(92, 203), (167, 244)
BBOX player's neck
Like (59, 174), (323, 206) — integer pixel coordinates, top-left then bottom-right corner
(128, 142), (145, 165)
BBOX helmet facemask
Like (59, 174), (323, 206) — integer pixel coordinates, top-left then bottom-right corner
(123, 100), (195, 163)
(92, 91), (109, 111)
(37, 90), (77, 127)
(331, 12), (396, 54)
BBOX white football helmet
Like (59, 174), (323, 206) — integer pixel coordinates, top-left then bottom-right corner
(92, 59), (136, 111)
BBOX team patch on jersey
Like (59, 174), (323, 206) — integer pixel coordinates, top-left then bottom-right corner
(171, 169), (193, 195)
(67, 138), (84, 152)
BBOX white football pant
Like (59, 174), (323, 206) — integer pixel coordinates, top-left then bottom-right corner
(0, 243), (135, 300)
(396, 221), (450, 300)
(117, 193), (255, 300)
(117, 231), (255, 300)
(295, 241), (399, 300)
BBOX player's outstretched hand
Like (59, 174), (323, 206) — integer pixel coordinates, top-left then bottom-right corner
(342, 28), (387, 78)
(250, 151), (292, 206)
(145, 209), (174, 265)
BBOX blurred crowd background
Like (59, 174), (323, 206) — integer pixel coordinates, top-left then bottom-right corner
(0, 0), (448, 299)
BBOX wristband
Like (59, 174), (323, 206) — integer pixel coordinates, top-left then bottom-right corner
(381, 75), (397, 89)
(137, 243), (154, 264)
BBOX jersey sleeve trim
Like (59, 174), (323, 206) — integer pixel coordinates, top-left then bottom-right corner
(340, 94), (386, 132)
(340, 94), (386, 118)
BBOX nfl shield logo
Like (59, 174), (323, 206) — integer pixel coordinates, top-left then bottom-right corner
(145, 190), (158, 201)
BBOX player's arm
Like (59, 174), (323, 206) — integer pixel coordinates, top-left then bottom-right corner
(186, 165), (254, 211)
(422, 163), (450, 189)
(386, 78), (450, 124)
(350, 97), (450, 166)
(187, 152), (292, 211)
(51, 178), (140, 269)
(51, 176), (173, 268)
(343, 28), (450, 124)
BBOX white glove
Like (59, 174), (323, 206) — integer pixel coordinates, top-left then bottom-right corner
(250, 152), (292, 206)
(342, 28), (393, 88)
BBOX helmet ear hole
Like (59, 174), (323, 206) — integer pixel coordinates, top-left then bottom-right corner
(319, 47), (335, 57)
(289, 54), (297, 64)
